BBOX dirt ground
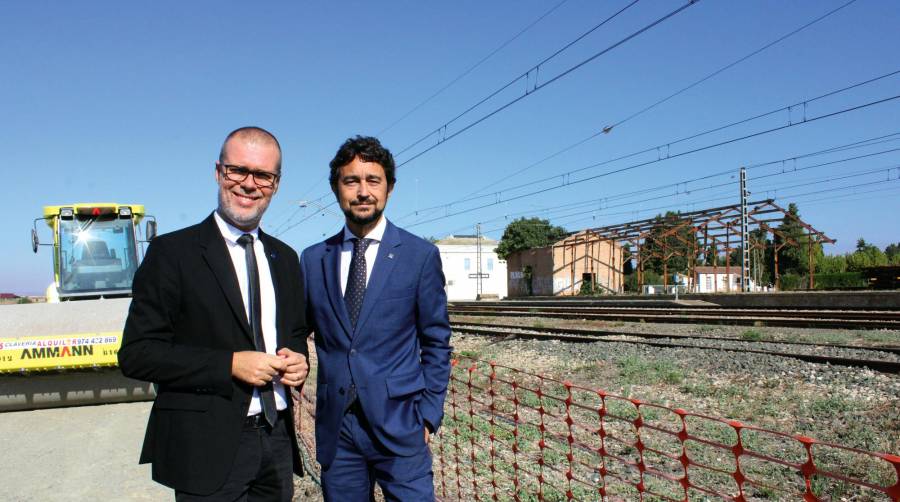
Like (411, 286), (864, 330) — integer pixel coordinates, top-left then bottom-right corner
(0, 401), (168, 501)
(0, 401), (326, 501)
(0, 400), (327, 501)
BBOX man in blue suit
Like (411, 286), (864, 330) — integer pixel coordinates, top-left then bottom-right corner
(301, 136), (452, 501)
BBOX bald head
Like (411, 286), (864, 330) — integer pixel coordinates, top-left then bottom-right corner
(219, 126), (282, 173)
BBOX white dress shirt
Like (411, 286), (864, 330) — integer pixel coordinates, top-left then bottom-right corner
(340, 216), (387, 295)
(214, 211), (288, 414)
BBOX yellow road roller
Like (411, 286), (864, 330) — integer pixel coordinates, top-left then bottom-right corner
(31, 203), (156, 302)
(0, 204), (158, 410)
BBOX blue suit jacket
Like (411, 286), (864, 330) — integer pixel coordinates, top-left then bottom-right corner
(300, 220), (452, 467)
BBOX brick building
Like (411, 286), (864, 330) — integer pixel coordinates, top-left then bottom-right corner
(506, 230), (623, 297)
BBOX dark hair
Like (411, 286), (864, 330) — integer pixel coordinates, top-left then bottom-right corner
(219, 126), (282, 172)
(329, 136), (396, 187)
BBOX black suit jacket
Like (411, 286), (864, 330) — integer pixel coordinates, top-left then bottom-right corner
(118, 213), (309, 495)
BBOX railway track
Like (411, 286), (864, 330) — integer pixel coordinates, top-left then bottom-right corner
(448, 304), (900, 330)
(450, 322), (900, 374)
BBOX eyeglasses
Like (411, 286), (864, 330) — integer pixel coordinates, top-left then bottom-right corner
(219, 164), (280, 188)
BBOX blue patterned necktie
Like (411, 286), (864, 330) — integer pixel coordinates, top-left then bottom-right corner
(344, 237), (372, 330)
(236, 233), (278, 427)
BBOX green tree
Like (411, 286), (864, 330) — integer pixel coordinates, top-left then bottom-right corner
(847, 238), (888, 270)
(885, 242), (900, 262)
(495, 217), (568, 260)
(622, 243), (634, 276)
(641, 212), (698, 276)
(816, 254), (848, 274)
(702, 244), (719, 266)
(774, 203), (823, 276)
(749, 227), (773, 285)
(725, 228), (774, 285)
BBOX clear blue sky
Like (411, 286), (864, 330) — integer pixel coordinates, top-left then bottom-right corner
(3, 1), (899, 295)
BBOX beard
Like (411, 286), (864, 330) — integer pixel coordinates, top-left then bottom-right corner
(343, 205), (384, 226)
(217, 189), (268, 230)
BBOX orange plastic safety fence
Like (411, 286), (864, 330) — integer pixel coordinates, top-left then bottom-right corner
(432, 355), (900, 502)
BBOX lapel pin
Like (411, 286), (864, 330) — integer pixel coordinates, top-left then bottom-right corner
(388, 253), (394, 259)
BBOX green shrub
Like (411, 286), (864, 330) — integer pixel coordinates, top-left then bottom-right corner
(578, 280), (602, 296)
(813, 272), (867, 290)
(618, 355), (684, 385)
(624, 271), (665, 292)
(780, 272), (866, 290)
(779, 273), (803, 291)
(741, 329), (763, 341)
(816, 254), (848, 274)
(624, 273), (639, 292)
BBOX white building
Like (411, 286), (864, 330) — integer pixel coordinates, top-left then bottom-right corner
(693, 266), (755, 293)
(435, 235), (507, 301)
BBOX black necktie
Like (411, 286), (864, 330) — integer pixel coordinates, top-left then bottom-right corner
(236, 233), (277, 427)
(344, 237), (372, 330)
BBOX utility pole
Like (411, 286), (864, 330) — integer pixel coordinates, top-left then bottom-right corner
(740, 167), (751, 292)
(475, 223), (483, 298)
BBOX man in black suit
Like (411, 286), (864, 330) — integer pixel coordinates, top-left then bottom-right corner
(119, 126), (310, 501)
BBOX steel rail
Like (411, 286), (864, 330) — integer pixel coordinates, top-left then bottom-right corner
(448, 307), (900, 330)
(452, 298), (900, 312)
(450, 323), (900, 374)
(449, 304), (899, 320)
(452, 321), (900, 355)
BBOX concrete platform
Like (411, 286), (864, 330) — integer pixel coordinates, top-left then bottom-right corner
(683, 290), (900, 310)
(452, 299), (720, 308)
(494, 290), (900, 310)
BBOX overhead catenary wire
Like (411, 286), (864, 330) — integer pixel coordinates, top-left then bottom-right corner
(300, 126), (900, 238)
(269, 184), (343, 236)
(404, 92), (900, 229)
(394, 0), (699, 166)
(754, 164), (900, 194)
(293, 174), (331, 204)
(476, 193), (732, 234)
(787, 185), (900, 209)
(454, 138), (900, 229)
(271, 2), (577, 235)
(399, 69), (900, 223)
(393, 0), (642, 158)
(274, 199), (340, 237)
(457, 0), (862, 201)
(266, 205), (303, 235)
(276, 107), (900, 239)
(607, 0), (860, 132)
(433, 133), (900, 235)
(375, 0), (572, 137)
(744, 132), (900, 168)
(286, 3), (876, 234)
(499, 180), (900, 236)
(752, 178), (900, 221)
(477, 163), (898, 235)
(473, 174), (900, 237)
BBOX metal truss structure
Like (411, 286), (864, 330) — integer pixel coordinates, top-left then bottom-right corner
(582, 199), (834, 292)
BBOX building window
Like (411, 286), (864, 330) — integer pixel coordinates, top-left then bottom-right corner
(487, 258), (493, 271)
(464, 258), (471, 271)
(705, 276), (712, 290)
